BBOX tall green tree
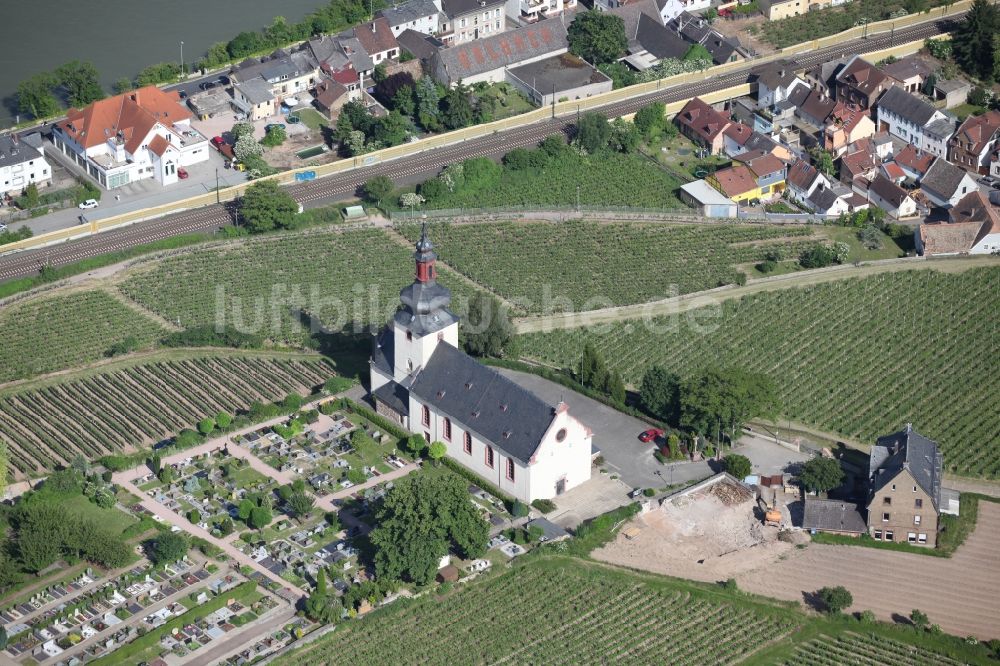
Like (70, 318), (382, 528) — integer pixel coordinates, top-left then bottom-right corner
(16, 73), (60, 119)
(55, 61), (105, 107)
(239, 180), (299, 233)
(463, 292), (515, 358)
(578, 342), (610, 392)
(288, 492), (315, 519)
(148, 531), (189, 564)
(633, 102), (666, 140)
(0, 442), (8, 499)
(799, 457), (845, 493)
(567, 11), (627, 65)
(640, 366), (681, 424)
(416, 75), (443, 130)
(952, 0), (1000, 81)
(723, 454), (752, 479)
(682, 44), (712, 63)
(427, 441), (447, 465)
(364, 175), (394, 205)
(679, 367), (778, 438)
(369, 474), (489, 585)
(443, 83), (474, 130)
(576, 112), (612, 153)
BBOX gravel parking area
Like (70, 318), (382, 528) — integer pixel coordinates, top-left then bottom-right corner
(737, 501), (1000, 638)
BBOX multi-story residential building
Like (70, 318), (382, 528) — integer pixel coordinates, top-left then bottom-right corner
(867, 425), (942, 547)
(341, 17), (400, 65)
(506, 0), (573, 24)
(786, 159), (830, 207)
(0, 133), (51, 198)
(231, 51), (318, 107)
(948, 110), (1000, 174)
(835, 56), (894, 109)
(52, 86), (209, 190)
(920, 157), (978, 208)
(707, 164), (760, 204)
(369, 227), (593, 502)
(439, 0), (507, 45)
(734, 150), (786, 199)
(675, 97), (732, 155)
(656, 0), (712, 22)
(875, 85), (956, 159)
(667, 12), (745, 64)
(378, 0), (441, 36)
(754, 62), (807, 109)
(823, 102), (875, 155)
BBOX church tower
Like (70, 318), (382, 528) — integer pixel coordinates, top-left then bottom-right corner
(390, 224), (459, 383)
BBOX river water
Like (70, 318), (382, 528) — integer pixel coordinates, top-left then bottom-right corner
(0, 0), (327, 126)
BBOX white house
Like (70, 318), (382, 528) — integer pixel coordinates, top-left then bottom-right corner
(52, 86), (209, 190)
(920, 157), (978, 209)
(755, 63), (808, 109)
(785, 159), (830, 207)
(369, 226), (593, 502)
(506, 0), (572, 24)
(439, 0), (507, 45)
(875, 86), (955, 159)
(656, 0), (712, 22)
(806, 184), (850, 216)
(917, 190), (1000, 255)
(868, 174), (918, 219)
(378, 0), (441, 36)
(0, 132), (52, 197)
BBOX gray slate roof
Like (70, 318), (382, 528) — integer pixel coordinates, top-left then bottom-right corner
(409, 343), (557, 463)
(808, 185), (840, 212)
(441, 0), (505, 17)
(379, 0), (440, 27)
(668, 11), (743, 64)
(234, 78), (274, 105)
(870, 424), (942, 510)
(803, 499), (867, 534)
(397, 28), (444, 61)
(921, 157), (968, 200)
(373, 380), (410, 416)
(633, 14), (688, 60)
(877, 85), (938, 127)
(0, 133), (43, 169)
(870, 173), (909, 208)
(754, 60), (798, 91)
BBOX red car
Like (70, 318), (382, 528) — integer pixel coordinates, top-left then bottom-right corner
(211, 136), (225, 147)
(177, 168), (189, 179)
(638, 428), (664, 443)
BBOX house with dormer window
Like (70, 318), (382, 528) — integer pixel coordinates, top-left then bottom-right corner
(369, 227), (593, 501)
(867, 425), (942, 547)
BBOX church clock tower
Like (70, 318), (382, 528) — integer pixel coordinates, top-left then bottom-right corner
(390, 224), (459, 383)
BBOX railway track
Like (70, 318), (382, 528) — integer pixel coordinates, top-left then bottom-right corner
(0, 17), (954, 285)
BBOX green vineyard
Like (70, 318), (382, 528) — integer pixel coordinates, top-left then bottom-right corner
(519, 267), (1000, 477)
(119, 228), (480, 344)
(399, 221), (822, 312)
(0, 354), (333, 475)
(277, 558), (798, 665)
(0, 290), (166, 384)
(779, 631), (980, 666)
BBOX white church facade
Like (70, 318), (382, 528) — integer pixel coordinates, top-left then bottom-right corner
(369, 226), (592, 502)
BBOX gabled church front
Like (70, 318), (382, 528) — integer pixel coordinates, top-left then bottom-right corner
(369, 226), (592, 502)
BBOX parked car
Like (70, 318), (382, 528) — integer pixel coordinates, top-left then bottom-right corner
(78, 199), (99, 210)
(217, 75), (230, 85)
(638, 428), (664, 443)
(178, 90), (188, 99)
(177, 168), (188, 179)
(211, 136), (225, 147)
(199, 81), (216, 91)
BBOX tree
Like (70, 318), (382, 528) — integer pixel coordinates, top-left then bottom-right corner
(234, 133), (264, 163)
(362, 176), (394, 206)
(682, 44), (713, 64)
(799, 457), (845, 493)
(817, 585), (853, 613)
(0, 625), (7, 650)
(633, 102), (666, 140)
(578, 342), (611, 392)
(910, 609), (929, 630)
(369, 474), (489, 585)
(238, 498), (255, 521)
(723, 454), (752, 479)
(0, 442), (9, 501)
(680, 367), (778, 438)
(952, 0), (1000, 81)
(216, 411), (232, 429)
(609, 118), (640, 153)
(288, 492), (315, 520)
(188, 509), (202, 524)
(808, 147), (836, 177)
(576, 112), (611, 153)
(217, 517), (235, 536)
(428, 441), (447, 465)
(373, 110), (412, 147)
(197, 417), (216, 435)
(606, 371), (626, 405)
(640, 366), (681, 424)
(443, 83), (474, 130)
(261, 125), (287, 147)
(135, 62), (182, 86)
(149, 531), (189, 564)
(55, 61), (105, 107)
(248, 505), (272, 530)
(232, 122), (255, 140)
(416, 76), (443, 130)
(463, 292), (515, 358)
(393, 84), (417, 116)
(568, 11), (627, 65)
(18, 529), (62, 573)
(20, 182), (40, 209)
(400, 192), (425, 209)
(239, 180), (299, 233)
(405, 434), (427, 457)
(16, 72), (60, 119)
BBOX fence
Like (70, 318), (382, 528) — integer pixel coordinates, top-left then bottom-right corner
(0, 15), (961, 257)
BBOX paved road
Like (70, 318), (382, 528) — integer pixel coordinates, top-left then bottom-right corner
(0, 18), (955, 285)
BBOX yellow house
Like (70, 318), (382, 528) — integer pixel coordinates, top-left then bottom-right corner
(708, 165), (762, 204)
(734, 151), (788, 200)
(760, 0), (835, 21)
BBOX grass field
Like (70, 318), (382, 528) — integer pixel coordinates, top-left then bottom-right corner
(60, 493), (138, 534)
(0, 353), (333, 476)
(519, 267), (1000, 478)
(119, 228), (480, 345)
(0, 290), (165, 384)
(399, 221), (822, 312)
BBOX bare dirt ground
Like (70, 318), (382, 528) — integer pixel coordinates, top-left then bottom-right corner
(737, 501), (1000, 638)
(594, 481), (806, 583)
(711, 15), (774, 56)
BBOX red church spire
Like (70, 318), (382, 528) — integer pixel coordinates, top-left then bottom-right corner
(414, 222), (437, 283)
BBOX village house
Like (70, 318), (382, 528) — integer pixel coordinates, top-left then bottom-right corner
(880, 55), (933, 94)
(734, 150), (787, 199)
(707, 164), (760, 204)
(892, 143), (935, 183)
(839, 138), (880, 185)
(753, 62), (807, 109)
(835, 56), (895, 110)
(867, 174), (917, 219)
(758, 0), (846, 21)
(795, 89), (837, 129)
(675, 97), (732, 155)
(438, 0), (507, 45)
(666, 12), (745, 65)
(339, 17), (401, 65)
(52, 86), (210, 190)
(948, 110), (1000, 174)
(231, 51), (318, 108)
(610, 0), (686, 72)
(917, 190), (1000, 255)
(867, 425), (942, 547)
(823, 102), (875, 155)
(802, 498), (867, 537)
(722, 122), (754, 158)
(920, 157), (978, 208)
(506, 0), (574, 24)
(369, 226), (593, 502)
(804, 57), (850, 98)
(786, 159), (831, 207)
(429, 18), (568, 87)
(807, 183), (850, 216)
(875, 85), (955, 159)
(0, 132), (51, 197)
(377, 0), (441, 37)
(656, 0), (712, 22)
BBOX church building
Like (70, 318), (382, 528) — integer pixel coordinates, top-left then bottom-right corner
(369, 226), (593, 502)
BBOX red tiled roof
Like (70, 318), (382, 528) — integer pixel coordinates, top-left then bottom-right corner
(881, 162), (905, 180)
(711, 165), (758, 198)
(787, 160), (819, 190)
(353, 17), (399, 55)
(676, 97), (731, 143)
(736, 151), (784, 178)
(949, 190), (1000, 239)
(919, 221), (983, 254)
(723, 122), (753, 146)
(894, 144), (934, 177)
(951, 110), (1000, 156)
(147, 134), (171, 157)
(57, 85), (191, 153)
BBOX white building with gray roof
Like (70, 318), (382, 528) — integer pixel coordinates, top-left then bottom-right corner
(0, 132), (52, 197)
(369, 226), (593, 501)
